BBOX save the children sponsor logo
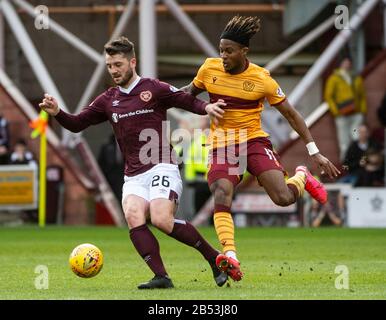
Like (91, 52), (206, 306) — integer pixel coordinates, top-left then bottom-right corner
(111, 109), (154, 123)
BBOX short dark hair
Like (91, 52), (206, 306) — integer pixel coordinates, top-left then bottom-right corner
(339, 55), (352, 63)
(104, 36), (135, 58)
(220, 15), (261, 47)
(366, 147), (382, 157)
(16, 138), (27, 146)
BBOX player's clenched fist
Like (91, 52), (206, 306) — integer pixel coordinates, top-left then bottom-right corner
(39, 93), (60, 116)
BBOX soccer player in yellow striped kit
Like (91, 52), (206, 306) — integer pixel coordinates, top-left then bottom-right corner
(182, 16), (340, 281)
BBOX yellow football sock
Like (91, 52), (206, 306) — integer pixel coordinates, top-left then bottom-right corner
(213, 212), (236, 254)
(286, 171), (306, 198)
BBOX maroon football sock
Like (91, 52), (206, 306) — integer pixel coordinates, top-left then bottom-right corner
(129, 224), (167, 277)
(168, 219), (218, 261)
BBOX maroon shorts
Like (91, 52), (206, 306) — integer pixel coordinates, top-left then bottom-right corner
(207, 137), (286, 187)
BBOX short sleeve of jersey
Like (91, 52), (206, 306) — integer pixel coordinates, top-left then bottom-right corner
(264, 71), (286, 106)
(193, 59), (209, 90)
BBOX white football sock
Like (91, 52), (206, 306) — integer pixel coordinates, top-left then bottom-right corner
(225, 250), (238, 261)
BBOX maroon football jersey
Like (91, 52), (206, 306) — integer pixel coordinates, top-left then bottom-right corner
(55, 78), (208, 176)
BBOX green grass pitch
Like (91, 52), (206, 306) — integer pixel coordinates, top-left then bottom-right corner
(0, 226), (385, 299)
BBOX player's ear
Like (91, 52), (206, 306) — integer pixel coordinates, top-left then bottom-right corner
(129, 57), (136, 68)
(242, 46), (249, 56)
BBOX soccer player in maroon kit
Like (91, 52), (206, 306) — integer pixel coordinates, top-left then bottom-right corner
(39, 37), (228, 289)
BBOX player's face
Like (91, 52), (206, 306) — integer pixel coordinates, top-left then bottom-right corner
(340, 58), (352, 71)
(105, 53), (135, 87)
(358, 125), (369, 141)
(219, 39), (248, 73)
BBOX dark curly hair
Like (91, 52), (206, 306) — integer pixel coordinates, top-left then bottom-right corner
(220, 15), (261, 47)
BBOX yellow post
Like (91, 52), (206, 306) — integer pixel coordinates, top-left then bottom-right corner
(30, 110), (49, 228)
(38, 131), (47, 228)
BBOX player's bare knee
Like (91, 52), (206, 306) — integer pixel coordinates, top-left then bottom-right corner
(150, 215), (173, 233)
(124, 205), (144, 228)
(149, 199), (176, 233)
(212, 183), (233, 204)
(125, 213), (143, 229)
(271, 193), (294, 207)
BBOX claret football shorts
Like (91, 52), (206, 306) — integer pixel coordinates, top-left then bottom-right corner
(207, 137), (286, 187)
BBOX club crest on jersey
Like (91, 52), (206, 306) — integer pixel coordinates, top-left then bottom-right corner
(243, 80), (255, 92)
(112, 100), (120, 107)
(112, 113), (118, 123)
(277, 87), (285, 97)
(140, 90), (152, 102)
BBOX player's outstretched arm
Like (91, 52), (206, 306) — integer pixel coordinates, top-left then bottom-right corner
(38, 93), (107, 133)
(179, 82), (225, 123)
(275, 99), (341, 179)
(158, 80), (225, 123)
(180, 82), (205, 97)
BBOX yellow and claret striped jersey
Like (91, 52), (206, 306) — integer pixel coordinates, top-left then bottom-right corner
(193, 58), (286, 149)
